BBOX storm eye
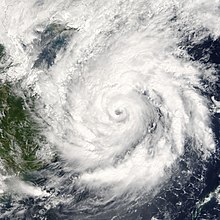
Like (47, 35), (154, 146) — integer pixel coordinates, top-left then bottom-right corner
(33, 23), (77, 69)
(115, 109), (123, 115)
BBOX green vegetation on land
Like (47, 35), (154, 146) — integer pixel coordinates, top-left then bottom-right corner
(0, 83), (43, 174)
(0, 44), (13, 73)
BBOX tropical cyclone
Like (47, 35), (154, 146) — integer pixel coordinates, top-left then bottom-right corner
(0, 0), (219, 218)
(60, 32), (215, 199)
